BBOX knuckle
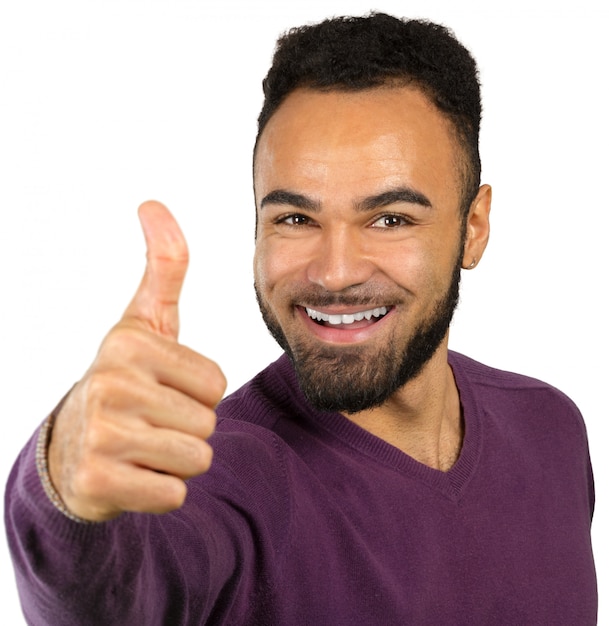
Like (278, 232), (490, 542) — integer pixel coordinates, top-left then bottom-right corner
(123, 475), (187, 515)
(83, 366), (143, 417)
(184, 440), (206, 473)
(83, 416), (112, 453)
(147, 478), (187, 513)
(204, 362), (228, 404)
(188, 406), (216, 440)
(194, 441), (213, 473)
(101, 324), (149, 363)
(84, 370), (114, 405)
(84, 366), (139, 405)
(200, 410), (217, 440)
(201, 444), (214, 472)
(71, 463), (104, 502)
(176, 438), (212, 476)
(166, 479), (188, 509)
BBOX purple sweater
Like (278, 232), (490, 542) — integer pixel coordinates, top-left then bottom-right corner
(5, 351), (597, 624)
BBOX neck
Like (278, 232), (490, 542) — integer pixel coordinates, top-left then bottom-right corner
(345, 343), (462, 472)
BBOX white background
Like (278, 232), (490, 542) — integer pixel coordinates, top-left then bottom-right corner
(1, 0), (607, 623)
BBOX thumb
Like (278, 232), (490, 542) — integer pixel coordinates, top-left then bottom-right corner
(123, 200), (189, 339)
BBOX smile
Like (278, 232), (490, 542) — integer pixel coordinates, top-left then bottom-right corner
(305, 306), (388, 325)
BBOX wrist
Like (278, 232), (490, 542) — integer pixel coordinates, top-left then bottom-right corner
(36, 395), (93, 525)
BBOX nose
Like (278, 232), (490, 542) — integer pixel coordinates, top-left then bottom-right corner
(306, 225), (375, 292)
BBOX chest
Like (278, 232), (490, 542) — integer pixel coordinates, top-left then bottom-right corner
(258, 451), (596, 625)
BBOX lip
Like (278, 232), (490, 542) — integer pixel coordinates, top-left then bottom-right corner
(296, 305), (394, 345)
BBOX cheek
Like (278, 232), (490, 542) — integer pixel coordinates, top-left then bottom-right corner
(377, 236), (455, 297)
(377, 239), (431, 285)
(253, 246), (270, 293)
(254, 239), (302, 294)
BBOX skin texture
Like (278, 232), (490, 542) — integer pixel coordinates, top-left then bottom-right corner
(48, 201), (226, 521)
(253, 87), (491, 470)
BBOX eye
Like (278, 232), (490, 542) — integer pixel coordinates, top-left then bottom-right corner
(275, 213), (313, 227)
(370, 214), (412, 229)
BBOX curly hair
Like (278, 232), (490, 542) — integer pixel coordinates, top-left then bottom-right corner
(255, 12), (482, 215)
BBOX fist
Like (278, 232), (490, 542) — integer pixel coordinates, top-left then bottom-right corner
(48, 201), (227, 522)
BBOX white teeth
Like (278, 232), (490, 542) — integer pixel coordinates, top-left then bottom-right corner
(305, 306), (388, 325)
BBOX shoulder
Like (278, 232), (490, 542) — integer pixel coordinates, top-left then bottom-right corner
(449, 350), (589, 444)
(449, 350), (581, 407)
(450, 351), (594, 505)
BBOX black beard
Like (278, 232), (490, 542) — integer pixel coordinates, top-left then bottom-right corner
(255, 259), (462, 414)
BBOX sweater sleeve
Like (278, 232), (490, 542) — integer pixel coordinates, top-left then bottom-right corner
(5, 415), (292, 625)
(5, 423), (192, 624)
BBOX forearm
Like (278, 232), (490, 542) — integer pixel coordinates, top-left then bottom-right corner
(5, 416), (254, 624)
(6, 422), (149, 623)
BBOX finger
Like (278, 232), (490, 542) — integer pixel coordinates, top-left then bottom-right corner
(124, 200), (189, 340)
(113, 467), (188, 515)
(145, 402), (217, 443)
(98, 325), (227, 408)
(124, 429), (214, 479)
(95, 369), (219, 440)
(91, 412), (214, 479)
(72, 462), (190, 520)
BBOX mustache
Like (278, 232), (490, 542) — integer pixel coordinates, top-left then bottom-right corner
(290, 286), (406, 309)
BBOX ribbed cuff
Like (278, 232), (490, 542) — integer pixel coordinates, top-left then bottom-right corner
(35, 395), (94, 525)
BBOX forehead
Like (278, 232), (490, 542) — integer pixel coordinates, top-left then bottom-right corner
(254, 86), (462, 207)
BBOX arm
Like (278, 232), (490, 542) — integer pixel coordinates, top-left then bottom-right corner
(5, 201), (228, 623)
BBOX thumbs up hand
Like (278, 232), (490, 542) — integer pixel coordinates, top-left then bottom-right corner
(48, 201), (227, 522)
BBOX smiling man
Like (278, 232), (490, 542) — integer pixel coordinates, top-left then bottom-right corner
(6, 13), (597, 625)
(253, 85), (489, 470)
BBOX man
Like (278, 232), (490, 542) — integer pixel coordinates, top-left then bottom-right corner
(5, 13), (596, 625)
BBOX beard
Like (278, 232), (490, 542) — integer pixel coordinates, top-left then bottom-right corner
(255, 257), (462, 414)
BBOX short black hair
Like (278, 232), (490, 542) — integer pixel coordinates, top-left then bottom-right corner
(255, 12), (482, 215)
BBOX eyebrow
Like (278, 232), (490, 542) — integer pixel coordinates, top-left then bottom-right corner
(259, 186), (432, 212)
(356, 188), (432, 212)
(259, 189), (321, 211)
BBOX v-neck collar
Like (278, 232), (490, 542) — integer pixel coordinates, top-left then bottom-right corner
(273, 351), (483, 502)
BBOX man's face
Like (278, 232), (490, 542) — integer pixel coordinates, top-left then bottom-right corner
(253, 86), (469, 413)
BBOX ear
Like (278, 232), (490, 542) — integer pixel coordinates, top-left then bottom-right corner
(462, 184), (491, 269)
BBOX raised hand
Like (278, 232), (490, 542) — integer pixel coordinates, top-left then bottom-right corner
(48, 201), (227, 522)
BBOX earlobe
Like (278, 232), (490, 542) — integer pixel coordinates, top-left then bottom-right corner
(462, 184), (491, 269)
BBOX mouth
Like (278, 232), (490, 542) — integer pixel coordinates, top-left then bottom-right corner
(304, 305), (389, 327)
